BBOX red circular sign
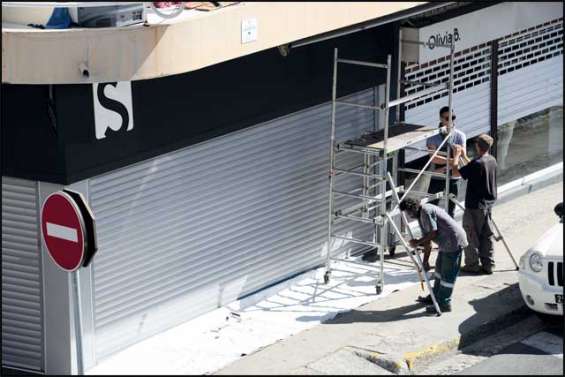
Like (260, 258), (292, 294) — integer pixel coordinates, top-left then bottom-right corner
(41, 192), (86, 272)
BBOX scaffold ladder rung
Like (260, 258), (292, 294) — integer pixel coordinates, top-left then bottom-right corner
(332, 235), (378, 248)
(326, 42), (455, 311)
(335, 144), (384, 156)
(335, 203), (380, 218)
(334, 168), (387, 179)
(334, 214), (382, 225)
(333, 191), (385, 201)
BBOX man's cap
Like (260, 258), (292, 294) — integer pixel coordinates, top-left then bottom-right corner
(476, 133), (494, 150)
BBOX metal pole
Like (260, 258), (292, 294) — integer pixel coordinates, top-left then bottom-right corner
(490, 40), (499, 159)
(324, 48), (339, 283)
(378, 54), (392, 293)
(72, 270), (85, 375)
(444, 42), (455, 214)
(448, 195), (519, 270)
(383, 55), (391, 162)
(386, 172), (442, 315)
(489, 214), (520, 270)
(387, 173), (424, 289)
(392, 127), (455, 213)
(396, 27), (403, 122)
(385, 213), (441, 316)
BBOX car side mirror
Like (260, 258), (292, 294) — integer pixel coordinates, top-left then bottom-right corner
(554, 202), (563, 219)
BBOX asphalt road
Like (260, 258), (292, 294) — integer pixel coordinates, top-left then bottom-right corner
(459, 318), (563, 375)
(418, 312), (563, 375)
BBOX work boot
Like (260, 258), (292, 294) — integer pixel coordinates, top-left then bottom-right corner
(426, 302), (451, 314)
(460, 265), (482, 274)
(416, 295), (433, 305)
(481, 265), (494, 275)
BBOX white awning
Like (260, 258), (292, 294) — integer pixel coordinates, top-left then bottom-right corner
(2, 2), (424, 84)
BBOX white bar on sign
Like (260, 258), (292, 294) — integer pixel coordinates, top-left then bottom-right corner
(46, 222), (78, 243)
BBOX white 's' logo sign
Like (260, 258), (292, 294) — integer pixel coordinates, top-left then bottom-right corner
(93, 82), (134, 140)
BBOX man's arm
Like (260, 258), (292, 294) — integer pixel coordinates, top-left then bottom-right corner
(411, 230), (438, 247)
(451, 145), (473, 178)
(409, 208), (438, 248)
(456, 133), (470, 164)
(451, 145), (463, 176)
(427, 143), (451, 165)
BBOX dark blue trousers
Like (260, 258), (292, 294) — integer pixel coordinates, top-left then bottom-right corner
(432, 248), (463, 306)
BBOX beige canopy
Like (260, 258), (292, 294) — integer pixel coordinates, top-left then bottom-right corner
(2, 2), (423, 84)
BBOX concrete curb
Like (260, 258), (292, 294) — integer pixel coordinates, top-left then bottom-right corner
(403, 336), (461, 371)
(356, 303), (531, 374)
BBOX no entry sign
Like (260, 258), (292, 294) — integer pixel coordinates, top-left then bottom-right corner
(41, 191), (97, 272)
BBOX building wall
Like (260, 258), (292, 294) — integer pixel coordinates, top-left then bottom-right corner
(1, 24), (397, 185)
(403, 17), (563, 162)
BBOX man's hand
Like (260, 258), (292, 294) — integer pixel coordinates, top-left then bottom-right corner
(409, 239), (419, 248)
(451, 144), (463, 167)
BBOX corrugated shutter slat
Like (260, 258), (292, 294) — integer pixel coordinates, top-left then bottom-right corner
(90, 89), (377, 360)
(1, 177), (44, 372)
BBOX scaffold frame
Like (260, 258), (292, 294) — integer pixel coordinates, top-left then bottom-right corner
(324, 40), (456, 316)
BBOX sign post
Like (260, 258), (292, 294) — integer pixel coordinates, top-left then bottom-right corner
(41, 190), (97, 375)
(72, 271), (85, 375)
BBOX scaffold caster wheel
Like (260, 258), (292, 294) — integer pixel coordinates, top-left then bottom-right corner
(376, 285), (383, 295)
(324, 271), (331, 285)
(388, 246), (396, 257)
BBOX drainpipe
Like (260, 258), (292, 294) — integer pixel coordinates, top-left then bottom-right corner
(490, 39), (499, 158)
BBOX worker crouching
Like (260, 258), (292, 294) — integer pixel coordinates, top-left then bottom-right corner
(399, 197), (469, 313)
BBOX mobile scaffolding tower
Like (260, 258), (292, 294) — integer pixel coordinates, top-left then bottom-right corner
(324, 40), (456, 316)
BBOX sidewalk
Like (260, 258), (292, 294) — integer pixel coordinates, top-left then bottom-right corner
(216, 180), (563, 375)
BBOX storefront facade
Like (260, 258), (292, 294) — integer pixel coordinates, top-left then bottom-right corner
(2, 2), (562, 374)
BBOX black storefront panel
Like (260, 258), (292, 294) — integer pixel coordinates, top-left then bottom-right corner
(2, 24), (396, 184)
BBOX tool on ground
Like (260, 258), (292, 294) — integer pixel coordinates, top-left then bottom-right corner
(448, 194), (519, 271)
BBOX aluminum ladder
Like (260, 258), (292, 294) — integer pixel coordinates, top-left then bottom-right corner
(325, 40), (456, 316)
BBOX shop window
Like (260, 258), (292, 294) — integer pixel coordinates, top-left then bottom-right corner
(401, 106), (563, 204)
(496, 106), (563, 185)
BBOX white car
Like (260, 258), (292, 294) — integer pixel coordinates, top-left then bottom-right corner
(518, 203), (563, 317)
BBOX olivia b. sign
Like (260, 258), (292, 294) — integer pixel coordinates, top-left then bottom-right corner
(401, 2), (563, 63)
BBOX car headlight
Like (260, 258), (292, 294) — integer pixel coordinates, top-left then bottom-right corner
(519, 254), (526, 269)
(529, 252), (544, 272)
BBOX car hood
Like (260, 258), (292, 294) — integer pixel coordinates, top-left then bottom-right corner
(530, 222), (563, 258)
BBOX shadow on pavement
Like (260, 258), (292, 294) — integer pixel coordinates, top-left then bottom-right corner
(457, 283), (528, 350)
(315, 302), (430, 324)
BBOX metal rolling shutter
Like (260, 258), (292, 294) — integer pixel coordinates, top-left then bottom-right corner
(498, 18), (563, 125)
(404, 17), (563, 162)
(89, 89), (378, 360)
(1, 177), (44, 372)
(403, 43), (492, 161)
